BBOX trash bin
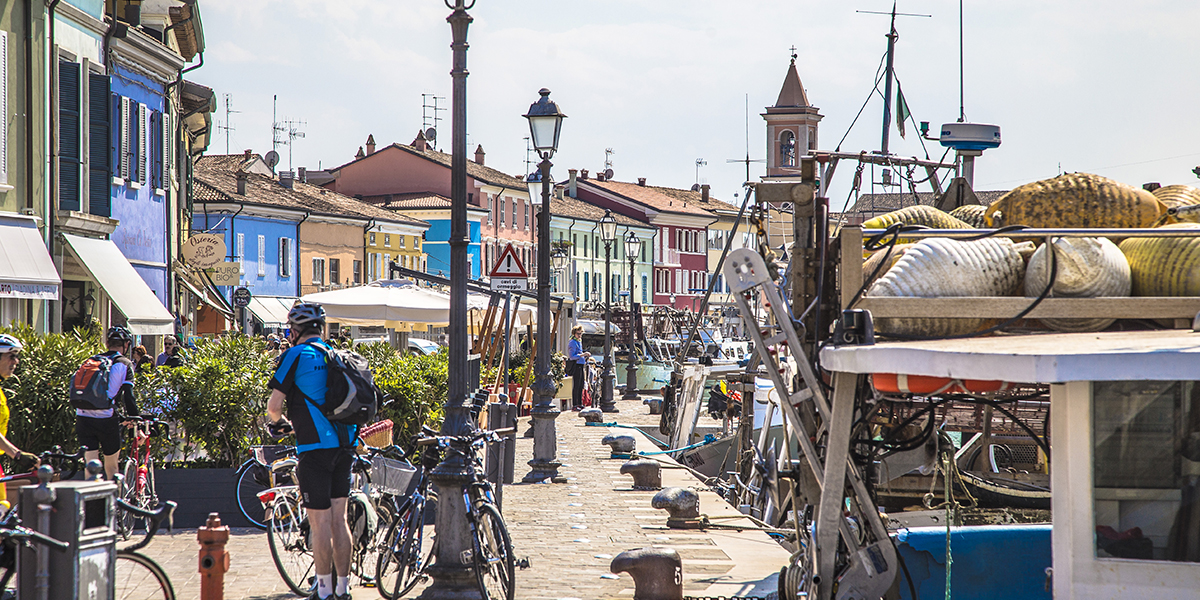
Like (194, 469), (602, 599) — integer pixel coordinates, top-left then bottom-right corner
(19, 479), (118, 600)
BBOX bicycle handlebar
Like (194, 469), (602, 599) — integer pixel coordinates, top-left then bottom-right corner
(116, 499), (177, 552)
(415, 427), (517, 447)
(0, 526), (69, 551)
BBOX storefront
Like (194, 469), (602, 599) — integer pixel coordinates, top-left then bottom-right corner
(0, 214), (61, 327)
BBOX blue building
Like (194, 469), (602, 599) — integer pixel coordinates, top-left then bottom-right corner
(368, 193), (486, 280)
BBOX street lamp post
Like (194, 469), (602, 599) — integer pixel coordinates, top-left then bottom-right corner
(622, 230), (641, 401)
(598, 210), (618, 413)
(421, 0), (477, 596)
(522, 88), (567, 484)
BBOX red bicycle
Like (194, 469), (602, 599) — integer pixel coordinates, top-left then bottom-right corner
(117, 416), (170, 539)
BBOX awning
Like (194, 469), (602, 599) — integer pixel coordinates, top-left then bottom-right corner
(178, 276), (234, 320)
(62, 233), (175, 335)
(247, 297), (297, 325)
(0, 214), (60, 300)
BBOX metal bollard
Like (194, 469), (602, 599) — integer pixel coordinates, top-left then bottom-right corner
(620, 458), (662, 490)
(198, 513), (231, 600)
(32, 466), (54, 600)
(610, 547), (683, 600)
(601, 434), (636, 457)
(652, 487), (702, 528)
(644, 397), (663, 415)
(579, 407), (604, 423)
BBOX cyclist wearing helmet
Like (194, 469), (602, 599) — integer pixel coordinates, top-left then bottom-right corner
(76, 326), (141, 479)
(266, 303), (357, 600)
(0, 334), (40, 507)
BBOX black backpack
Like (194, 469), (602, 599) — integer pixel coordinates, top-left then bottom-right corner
(308, 342), (382, 426)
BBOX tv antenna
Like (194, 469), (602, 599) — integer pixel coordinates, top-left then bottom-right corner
(857, 1), (931, 155)
(726, 93), (764, 183)
(217, 93), (240, 154)
(695, 158), (707, 185)
(422, 94), (446, 150)
(523, 137), (533, 177)
(604, 148), (615, 179)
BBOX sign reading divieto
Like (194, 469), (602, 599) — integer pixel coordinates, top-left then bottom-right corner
(208, 262), (241, 286)
(183, 233), (227, 268)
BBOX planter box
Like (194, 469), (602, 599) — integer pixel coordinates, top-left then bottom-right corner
(155, 467), (253, 528)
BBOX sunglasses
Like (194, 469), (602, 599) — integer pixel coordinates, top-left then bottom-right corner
(1, 353), (19, 361)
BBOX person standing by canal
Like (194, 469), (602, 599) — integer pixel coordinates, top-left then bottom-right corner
(567, 325), (591, 410)
(266, 303), (357, 600)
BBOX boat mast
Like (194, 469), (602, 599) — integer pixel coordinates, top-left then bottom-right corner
(880, 2), (898, 156)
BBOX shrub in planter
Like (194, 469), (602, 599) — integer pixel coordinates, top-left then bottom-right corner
(0, 324), (101, 455)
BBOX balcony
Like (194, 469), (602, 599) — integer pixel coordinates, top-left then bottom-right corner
(655, 248), (681, 267)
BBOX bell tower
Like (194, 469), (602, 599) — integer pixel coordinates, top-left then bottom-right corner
(763, 49), (823, 179)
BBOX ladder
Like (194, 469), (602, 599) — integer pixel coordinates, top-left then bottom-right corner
(723, 248), (897, 600)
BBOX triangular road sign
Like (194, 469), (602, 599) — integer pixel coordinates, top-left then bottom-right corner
(490, 243), (529, 278)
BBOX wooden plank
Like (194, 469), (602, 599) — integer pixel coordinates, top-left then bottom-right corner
(856, 296), (1200, 319)
(840, 226), (863, 311)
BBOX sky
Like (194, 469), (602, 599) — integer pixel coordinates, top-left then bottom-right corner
(196, 0), (1200, 213)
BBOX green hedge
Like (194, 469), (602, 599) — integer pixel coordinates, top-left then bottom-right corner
(0, 324), (101, 454)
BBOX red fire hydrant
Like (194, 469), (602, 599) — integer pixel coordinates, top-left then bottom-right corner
(198, 512), (231, 600)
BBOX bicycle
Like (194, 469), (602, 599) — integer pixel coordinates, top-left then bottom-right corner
(370, 443), (432, 599)
(115, 494), (179, 600)
(117, 416), (170, 539)
(387, 427), (516, 600)
(0, 476), (70, 597)
(235, 444), (295, 529)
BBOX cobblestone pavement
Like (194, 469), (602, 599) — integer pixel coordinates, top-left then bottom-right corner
(138, 396), (786, 600)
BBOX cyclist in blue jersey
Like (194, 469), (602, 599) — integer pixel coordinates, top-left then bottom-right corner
(266, 303), (357, 600)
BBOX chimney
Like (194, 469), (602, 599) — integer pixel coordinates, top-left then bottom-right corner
(412, 130), (428, 152)
(474, 144), (486, 166)
(580, 169), (589, 180)
(366, 134), (377, 155)
(1143, 182), (1161, 192)
(701, 184), (710, 203)
(637, 177), (646, 187)
(355, 146), (365, 160)
(297, 167), (307, 183)
(279, 170), (295, 189)
(243, 149), (252, 161)
(568, 169), (578, 197)
(597, 172), (605, 182)
(235, 170), (247, 195)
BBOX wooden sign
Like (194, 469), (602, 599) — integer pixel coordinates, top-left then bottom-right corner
(208, 262), (241, 285)
(183, 233), (227, 268)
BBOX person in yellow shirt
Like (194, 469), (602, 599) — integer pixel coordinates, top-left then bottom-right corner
(0, 334), (41, 509)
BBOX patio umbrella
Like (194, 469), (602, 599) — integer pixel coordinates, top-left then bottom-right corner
(300, 279), (453, 331)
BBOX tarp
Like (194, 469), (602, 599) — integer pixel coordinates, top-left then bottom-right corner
(577, 319), (621, 335)
(62, 233), (174, 335)
(246, 296), (296, 325)
(0, 214), (60, 300)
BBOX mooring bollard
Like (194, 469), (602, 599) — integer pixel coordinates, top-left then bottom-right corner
(644, 397), (663, 415)
(580, 407), (605, 423)
(198, 513), (231, 600)
(620, 458), (662, 490)
(601, 434), (636, 457)
(611, 547), (683, 600)
(652, 487), (702, 528)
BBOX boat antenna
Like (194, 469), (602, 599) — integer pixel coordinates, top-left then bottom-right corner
(725, 92), (764, 183)
(959, 0), (965, 122)
(857, 2), (930, 155)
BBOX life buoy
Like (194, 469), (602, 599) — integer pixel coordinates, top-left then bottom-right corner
(872, 373), (1014, 395)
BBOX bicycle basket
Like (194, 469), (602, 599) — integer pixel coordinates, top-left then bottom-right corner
(253, 444), (291, 465)
(369, 455), (418, 497)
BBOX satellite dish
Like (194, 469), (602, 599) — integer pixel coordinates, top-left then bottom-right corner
(690, 183), (701, 192)
(425, 127), (437, 142)
(604, 168), (614, 180)
(264, 151), (280, 170)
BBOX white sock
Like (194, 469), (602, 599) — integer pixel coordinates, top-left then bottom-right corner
(335, 575), (350, 596)
(317, 574), (333, 598)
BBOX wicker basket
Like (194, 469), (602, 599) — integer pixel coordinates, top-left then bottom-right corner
(360, 419), (394, 448)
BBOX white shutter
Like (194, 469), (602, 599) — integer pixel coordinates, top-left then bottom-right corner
(257, 235), (266, 276)
(0, 31), (7, 185)
(136, 103), (147, 184)
(237, 233), (245, 275)
(119, 97), (130, 179)
(161, 111), (171, 190)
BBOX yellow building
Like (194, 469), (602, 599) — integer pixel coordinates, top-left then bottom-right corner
(366, 228), (427, 282)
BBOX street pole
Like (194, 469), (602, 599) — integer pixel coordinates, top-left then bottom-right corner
(523, 155), (564, 483)
(622, 249), (639, 401)
(419, 0), (476, 596)
(599, 240), (617, 412)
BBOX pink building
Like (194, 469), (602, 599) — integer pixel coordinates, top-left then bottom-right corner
(322, 132), (537, 278)
(571, 173), (723, 310)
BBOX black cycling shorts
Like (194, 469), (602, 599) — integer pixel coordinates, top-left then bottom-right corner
(76, 415), (122, 456)
(297, 447), (354, 510)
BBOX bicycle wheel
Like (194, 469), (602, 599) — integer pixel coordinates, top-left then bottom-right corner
(381, 498), (431, 599)
(235, 464), (269, 529)
(117, 460), (142, 539)
(267, 495), (315, 595)
(114, 551), (176, 600)
(471, 502), (515, 600)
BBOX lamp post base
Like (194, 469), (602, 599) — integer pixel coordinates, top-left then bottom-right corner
(622, 362), (640, 400)
(415, 565), (480, 599)
(522, 406), (566, 483)
(416, 458), (480, 599)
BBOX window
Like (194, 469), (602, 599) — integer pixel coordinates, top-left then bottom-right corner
(583, 272), (589, 301)
(58, 61), (81, 210)
(118, 96), (130, 181)
(279, 238), (292, 277)
(573, 234), (578, 255)
(398, 235), (406, 248)
(88, 71), (110, 216)
(330, 258), (341, 286)
(160, 111), (170, 192)
(384, 234), (391, 247)
(312, 258), (325, 285)
(136, 102), (147, 185)
(257, 235), (265, 277)
(369, 232), (376, 245)
(642, 275), (648, 303)
(594, 236), (598, 258)
(499, 198), (506, 226)
(780, 130), (797, 167)
(353, 260), (362, 284)
(488, 196), (493, 223)
(524, 200), (530, 229)
(511, 198), (517, 228)
(236, 233), (245, 275)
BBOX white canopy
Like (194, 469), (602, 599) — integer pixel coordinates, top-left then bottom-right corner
(0, 214), (60, 300)
(300, 279), (535, 332)
(62, 233), (175, 335)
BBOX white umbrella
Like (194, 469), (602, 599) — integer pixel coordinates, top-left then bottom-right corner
(300, 279), (453, 331)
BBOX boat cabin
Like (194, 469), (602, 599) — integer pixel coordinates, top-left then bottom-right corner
(821, 329), (1200, 599)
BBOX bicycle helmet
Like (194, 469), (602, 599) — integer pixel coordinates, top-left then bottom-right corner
(106, 326), (134, 346)
(0, 334), (22, 354)
(287, 303), (326, 328)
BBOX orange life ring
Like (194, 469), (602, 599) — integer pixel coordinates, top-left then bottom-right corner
(872, 373), (1013, 395)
